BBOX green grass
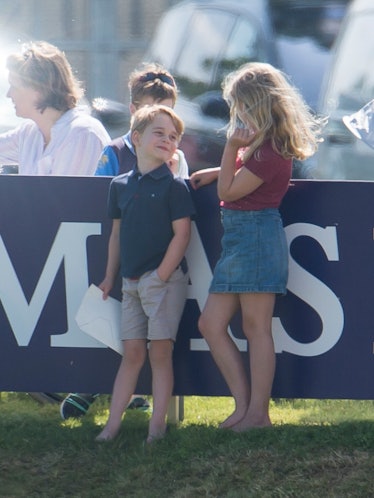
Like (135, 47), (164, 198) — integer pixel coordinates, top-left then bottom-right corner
(0, 394), (373, 497)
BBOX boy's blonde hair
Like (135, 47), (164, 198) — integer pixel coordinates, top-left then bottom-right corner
(223, 62), (324, 161)
(131, 104), (184, 141)
(129, 62), (177, 108)
(7, 41), (83, 112)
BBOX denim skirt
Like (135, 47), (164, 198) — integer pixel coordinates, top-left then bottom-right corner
(209, 208), (289, 294)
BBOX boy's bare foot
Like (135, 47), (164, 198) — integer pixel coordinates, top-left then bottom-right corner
(95, 427), (119, 442)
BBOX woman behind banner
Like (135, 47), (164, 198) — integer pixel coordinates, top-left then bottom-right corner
(0, 41), (110, 175)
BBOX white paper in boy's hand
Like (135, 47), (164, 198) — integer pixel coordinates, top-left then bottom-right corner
(75, 284), (123, 355)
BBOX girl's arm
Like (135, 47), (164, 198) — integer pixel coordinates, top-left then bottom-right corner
(189, 167), (220, 190)
(157, 217), (191, 282)
(218, 128), (263, 202)
(99, 218), (121, 299)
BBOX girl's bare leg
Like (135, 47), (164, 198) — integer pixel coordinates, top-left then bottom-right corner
(231, 293), (275, 431)
(147, 339), (174, 442)
(198, 293), (250, 428)
(96, 339), (146, 441)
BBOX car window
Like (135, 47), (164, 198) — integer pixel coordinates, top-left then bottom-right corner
(218, 16), (266, 80)
(170, 8), (266, 97)
(173, 10), (236, 87)
(322, 12), (374, 115)
(145, 6), (191, 71)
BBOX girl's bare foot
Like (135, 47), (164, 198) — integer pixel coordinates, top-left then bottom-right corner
(147, 420), (167, 443)
(230, 415), (272, 432)
(145, 431), (166, 444)
(219, 408), (247, 429)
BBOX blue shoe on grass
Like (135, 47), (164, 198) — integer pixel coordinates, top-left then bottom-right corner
(127, 396), (150, 411)
(60, 393), (100, 420)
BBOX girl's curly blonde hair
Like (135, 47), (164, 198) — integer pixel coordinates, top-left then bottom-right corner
(223, 62), (325, 162)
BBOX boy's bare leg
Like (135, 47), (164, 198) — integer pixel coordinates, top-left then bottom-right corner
(146, 339), (174, 442)
(96, 339), (146, 441)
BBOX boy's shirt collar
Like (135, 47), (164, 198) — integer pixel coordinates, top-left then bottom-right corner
(123, 131), (135, 154)
(132, 162), (172, 179)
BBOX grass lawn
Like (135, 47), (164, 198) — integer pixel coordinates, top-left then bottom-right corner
(0, 393), (373, 497)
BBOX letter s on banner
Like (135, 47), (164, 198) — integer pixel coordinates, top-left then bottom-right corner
(273, 223), (344, 357)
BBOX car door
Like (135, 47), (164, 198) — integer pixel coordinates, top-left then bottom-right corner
(146, 0), (276, 171)
(314, 0), (374, 180)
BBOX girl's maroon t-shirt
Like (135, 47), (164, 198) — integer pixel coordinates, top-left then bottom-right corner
(221, 140), (292, 211)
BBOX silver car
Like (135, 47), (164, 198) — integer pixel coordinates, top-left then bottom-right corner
(313, 0), (374, 180)
(146, 0), (347, 174)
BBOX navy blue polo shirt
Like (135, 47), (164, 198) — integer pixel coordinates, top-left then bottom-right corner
(108, 163), (195, 278)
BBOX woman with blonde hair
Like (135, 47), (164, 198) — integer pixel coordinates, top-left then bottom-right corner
(190, 62), (323, 431)
(0, 41), (109, 175)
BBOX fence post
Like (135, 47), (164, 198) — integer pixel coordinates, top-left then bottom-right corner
(167, 396), (184, 423)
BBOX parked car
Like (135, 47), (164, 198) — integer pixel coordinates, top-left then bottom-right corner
(141, 0), (348, 174)
(0, 1), (349, 177)
(90, 0), (348, 175)
(313, 0), (374, 180)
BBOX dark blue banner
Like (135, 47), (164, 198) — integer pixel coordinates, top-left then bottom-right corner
(0, 176), (373, 398)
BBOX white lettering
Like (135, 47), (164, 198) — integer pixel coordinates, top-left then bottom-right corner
(0, 222), (104, 348)
(0, 219), (345, 356)
(273, 223), (344, 356)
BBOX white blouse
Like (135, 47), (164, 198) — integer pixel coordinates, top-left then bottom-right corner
(0, 106), (111, 175)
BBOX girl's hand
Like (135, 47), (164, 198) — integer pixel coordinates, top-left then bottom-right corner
(227, 127), (257, 149)
(190, 167), (220, 189)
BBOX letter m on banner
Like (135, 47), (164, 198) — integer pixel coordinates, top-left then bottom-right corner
(0, 222), (103, 348)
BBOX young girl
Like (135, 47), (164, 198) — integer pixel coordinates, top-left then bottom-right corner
(190, 62), (323, 431)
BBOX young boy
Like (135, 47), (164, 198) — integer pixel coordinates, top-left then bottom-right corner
(60, 63), (188, 420)
(95, 62), (189, 178)
(95, 105), (195, 443)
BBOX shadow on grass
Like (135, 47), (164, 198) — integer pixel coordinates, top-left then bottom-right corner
(0, 399), (373, 498)
(1, 395), (373, 453)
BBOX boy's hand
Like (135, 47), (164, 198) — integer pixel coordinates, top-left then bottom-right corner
(156, 268), (168, 282)
(167, 152), (179, 175)
(98, 277), (114, 300)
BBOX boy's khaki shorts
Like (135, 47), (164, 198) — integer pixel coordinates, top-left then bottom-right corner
(120, 267), (189, 341)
